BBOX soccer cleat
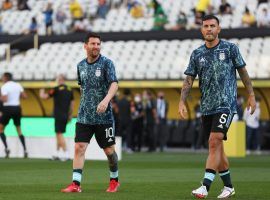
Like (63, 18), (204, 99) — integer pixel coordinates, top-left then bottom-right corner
(191, 185), (208, 199)
(5, 148), (10, 158)
(217, 186), (235, 199)
(50, 156), (60, 161)
(106, 180), (120, 193)
(61, 182), (82, 193)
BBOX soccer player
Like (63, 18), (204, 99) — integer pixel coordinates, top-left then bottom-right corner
(0, 72), (28, 158)
(40, 74), (74, 161)
(178, 15), (256, 199)
(61, 32), (119, 193)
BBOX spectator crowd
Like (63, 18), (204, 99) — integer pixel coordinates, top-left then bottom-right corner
(0, 0), (270, 35)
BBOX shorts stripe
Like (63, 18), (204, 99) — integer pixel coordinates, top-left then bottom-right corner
(225, 113), (233, 128)
(219, 171), (230, 176)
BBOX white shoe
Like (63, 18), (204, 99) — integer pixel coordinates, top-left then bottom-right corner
(191, 185), (208, 199)
(217, 186), (235, 198)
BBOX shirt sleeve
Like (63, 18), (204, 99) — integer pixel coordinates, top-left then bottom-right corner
(105, 60), (118, 84)
(231, 44), (246, 69)
(1, 85), (8, 96)
(184, 51), (197, 77)
(49, 87), (57, 97)
(19, 84), (24, 93)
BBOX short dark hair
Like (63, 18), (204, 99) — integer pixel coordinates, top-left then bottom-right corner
(3, 72), (12, 80)
(84, 32), (101, 43)
(202, 15), (219, 25)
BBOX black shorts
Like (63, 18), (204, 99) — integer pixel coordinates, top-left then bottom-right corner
(55, 119), (68, 133)
(75, 122), (116, 149)
(0, 106), (21, 126)
(202, 112), (234, 140)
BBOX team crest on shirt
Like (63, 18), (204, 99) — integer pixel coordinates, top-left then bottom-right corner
(95, 68), (101, 77)
(219, 51), (225, 61)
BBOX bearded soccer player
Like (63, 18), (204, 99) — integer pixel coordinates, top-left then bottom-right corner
(61, 32), (119, 193)
(178, 15), (256, 199)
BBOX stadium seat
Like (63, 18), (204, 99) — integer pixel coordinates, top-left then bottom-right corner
(0, 36), (269, 80)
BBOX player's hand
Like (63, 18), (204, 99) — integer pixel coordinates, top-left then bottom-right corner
(39, 88), (45, 97)
(247, 94), (256, 115)
(97, 100), (109, 114)
(178, 101), (188, 119)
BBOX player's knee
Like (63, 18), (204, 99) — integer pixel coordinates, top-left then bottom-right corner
(75, 143), (86, 156)
(104, 146), (114, 155)
(208, 137), (221, 150)
(0, 124), (4, 132)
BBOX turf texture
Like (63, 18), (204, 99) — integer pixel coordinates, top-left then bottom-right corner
(0, 152), (269, 200)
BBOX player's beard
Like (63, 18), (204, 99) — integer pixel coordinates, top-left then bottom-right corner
(89, 49), (100, 59)
(204, 34), (217, 42)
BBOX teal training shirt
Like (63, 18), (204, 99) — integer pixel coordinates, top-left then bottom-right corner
(184, 39), (246, 115)
(77, 55), (118, 124)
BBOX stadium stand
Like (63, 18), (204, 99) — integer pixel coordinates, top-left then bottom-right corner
(0, 0), (268, 34)
(0, 37), (270, 80)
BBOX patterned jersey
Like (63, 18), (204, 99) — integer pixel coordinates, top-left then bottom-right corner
(77, 55), (118, 124)
(184, 39), (246, 115)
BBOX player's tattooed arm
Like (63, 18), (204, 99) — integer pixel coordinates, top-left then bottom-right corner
(180, 75), (195, 102)
(178, 75), (195, 119)
(237, 67), (256, 114)
(237, 67), (254, 96)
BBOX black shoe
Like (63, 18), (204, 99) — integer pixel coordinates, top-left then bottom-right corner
(24, 151), (28, 158)
(50, 156), (60, 161)
(5, 149), (10, 158)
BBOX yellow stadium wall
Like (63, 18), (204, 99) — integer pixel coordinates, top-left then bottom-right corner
(20, 89), (80, 117)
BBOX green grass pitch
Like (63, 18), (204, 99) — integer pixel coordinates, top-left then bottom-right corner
(1, 152), (270, 200)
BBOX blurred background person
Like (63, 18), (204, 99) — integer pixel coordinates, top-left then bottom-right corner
(219, 0), (232, 15)
(242, 7), (256, 27)
(170, 11), (187, 30)
(142, 90), (157, 152)
(17, 0), (30, 10)
(118, 89), (132, 153)
(23, 17), (38, 34)
(257, 8), (270, 28)
(111, 96), (120, 139)
(192, 100), (207, 149)
(96, 0), (109, 19)
(233, 95), (244, 121)
(243, 97), (261, 155)
(69, 0), (84, 25)
(156, 91), (169, 152)
(43, 2), (53, 35)
(0, 72), (28, 158)
(40, 75), (74, 161)
(54, 6), (68, 35)
(2, 0), (13, 11)
(131, 93), (144, 152)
